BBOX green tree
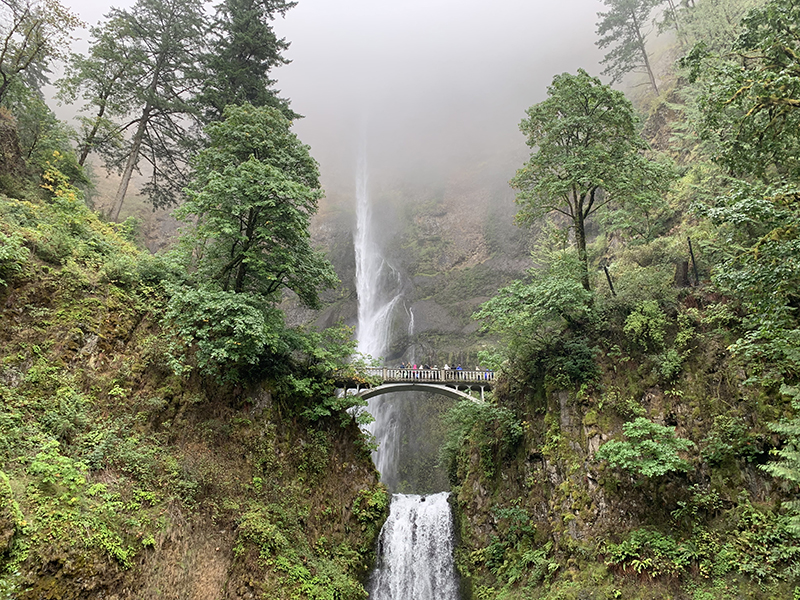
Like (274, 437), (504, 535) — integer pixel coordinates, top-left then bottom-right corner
(473, 241), (599, 387)
(511, 69), (671, 290)
(56, 19), (144, 167)
(687, 0), (800, 534)
(167, 104), (339, 382)
(175, 103), (337, 306)
(688, 0), (800, 182)
(596, 0), (660, 93)
(0, 0), (82, 103)
(88, 0), (208, 220)
(671, 0), (764, 53)
(198, 0), (297, 121)
(685, 0), (800, 383)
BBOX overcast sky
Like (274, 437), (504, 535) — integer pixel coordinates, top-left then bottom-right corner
(63, 0), (607, 191)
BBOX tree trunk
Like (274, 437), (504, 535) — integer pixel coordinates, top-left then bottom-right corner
(78, 103), (107, 166)
(109, 55), (165, 221)
(631, 9), (659, 94)
(574, 196), (591, 291)
(109, 104), (151, 221)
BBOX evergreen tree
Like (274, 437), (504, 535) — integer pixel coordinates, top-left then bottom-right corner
(198, 0), (297, 121)
(57, 18), (144, 167)
(0, 0), (82, 102)
(596, 0), (660, 93)
(63, 0), (208, 220)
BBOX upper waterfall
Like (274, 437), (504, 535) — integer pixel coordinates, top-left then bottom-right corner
(353, 147), (402, 360)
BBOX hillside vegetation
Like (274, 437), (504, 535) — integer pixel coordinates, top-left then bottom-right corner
(0, 109), (387, 600)
(441, 0), (800, 598)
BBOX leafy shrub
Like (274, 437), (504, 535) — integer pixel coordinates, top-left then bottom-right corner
(0, 231), (28, 285)
(440, 400), (523, 481)
(34, 227), (74, 265)
(624, 300), (668, 352)
(352, 487), (390, 530)
(38, 386), (89, 444)
(702, 415), (759, 465)
(135, 253), (173, 284)
(164, 285), (289, 381)
(762, 385), (800, 537)
(596, 417), (695, 478)
(605, 528), (696, 578)
(546, 336), (599, 386)
(100, 254), (140, 288)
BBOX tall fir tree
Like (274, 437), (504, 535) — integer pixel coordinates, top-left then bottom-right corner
(596, 0), (660, 93)
(198, 0), (297, 121)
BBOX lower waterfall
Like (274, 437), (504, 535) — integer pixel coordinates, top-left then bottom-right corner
(369, 493), (460, 600)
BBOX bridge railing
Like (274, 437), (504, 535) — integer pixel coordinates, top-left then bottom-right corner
(361, 367), (495, 384)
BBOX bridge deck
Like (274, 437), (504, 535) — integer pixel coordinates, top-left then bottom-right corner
(359, 367), (495, 386)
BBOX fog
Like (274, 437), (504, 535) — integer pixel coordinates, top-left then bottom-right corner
(270, 0), (606, 188)
(62, 0), (606, 200)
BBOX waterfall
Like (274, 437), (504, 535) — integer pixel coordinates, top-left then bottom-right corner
(369, 493), (460, 600)
(352, 144), (460, 599)
(354, 145), (404, 485)
(354, 148), (402, 359)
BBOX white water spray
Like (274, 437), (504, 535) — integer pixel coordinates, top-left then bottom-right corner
(352, 144), (460, 599)
(369, 493), (460, 600)
(354, 149), (402, 359)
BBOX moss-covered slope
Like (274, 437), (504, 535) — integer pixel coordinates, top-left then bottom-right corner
(0, 188), (387, 599)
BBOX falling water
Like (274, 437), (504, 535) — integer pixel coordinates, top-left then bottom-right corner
(369, 493), (460, 600)
(354, 148), (403, 359)
(354, 145), (405, 484)
(352, 145), (460, 599)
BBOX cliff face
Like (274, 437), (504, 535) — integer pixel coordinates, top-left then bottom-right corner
(0, 193), (387, 600)
(446, 291), (798, 599)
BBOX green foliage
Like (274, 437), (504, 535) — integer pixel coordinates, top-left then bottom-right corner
(623, 300), (668, 352)
(596, 417), (695, 478)
(175, 104), (337, 305)
(511, 69), (672, 289)
(473, 506), (558, 590)
(198, 0), (296, 120)
(440, 400), (523, 481)
(0, 230), (28, 285)
(708, 184), (800, 383)
(0, 0), (83, 103)
(673, 0), (765, 53)
(605, 528), (696, 578)
(26, 440), (136, 567)
(351, 487), (390, 530)
(762, 385), (800, 537)
(702, 415), (759, 465)
(165, 285), (289, 381)
(474, 247), (599, 387)
(11, 89), (88, 183)
(687, 0), (800, 181)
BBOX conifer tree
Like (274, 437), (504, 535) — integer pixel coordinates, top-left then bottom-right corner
(198, 0), (297, 121)
(596, 0), (660, 93)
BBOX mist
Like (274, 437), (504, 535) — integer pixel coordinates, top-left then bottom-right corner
(270, 0), (606, 190)
(60, 0), (607, 206)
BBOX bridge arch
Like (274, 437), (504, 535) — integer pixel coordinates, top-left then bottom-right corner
(353, 383), (481, 402)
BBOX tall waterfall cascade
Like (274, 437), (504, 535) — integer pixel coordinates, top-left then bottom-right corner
(353, 147), (460, 599)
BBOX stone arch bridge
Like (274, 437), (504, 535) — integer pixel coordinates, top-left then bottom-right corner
(337, 367), (495, 402)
